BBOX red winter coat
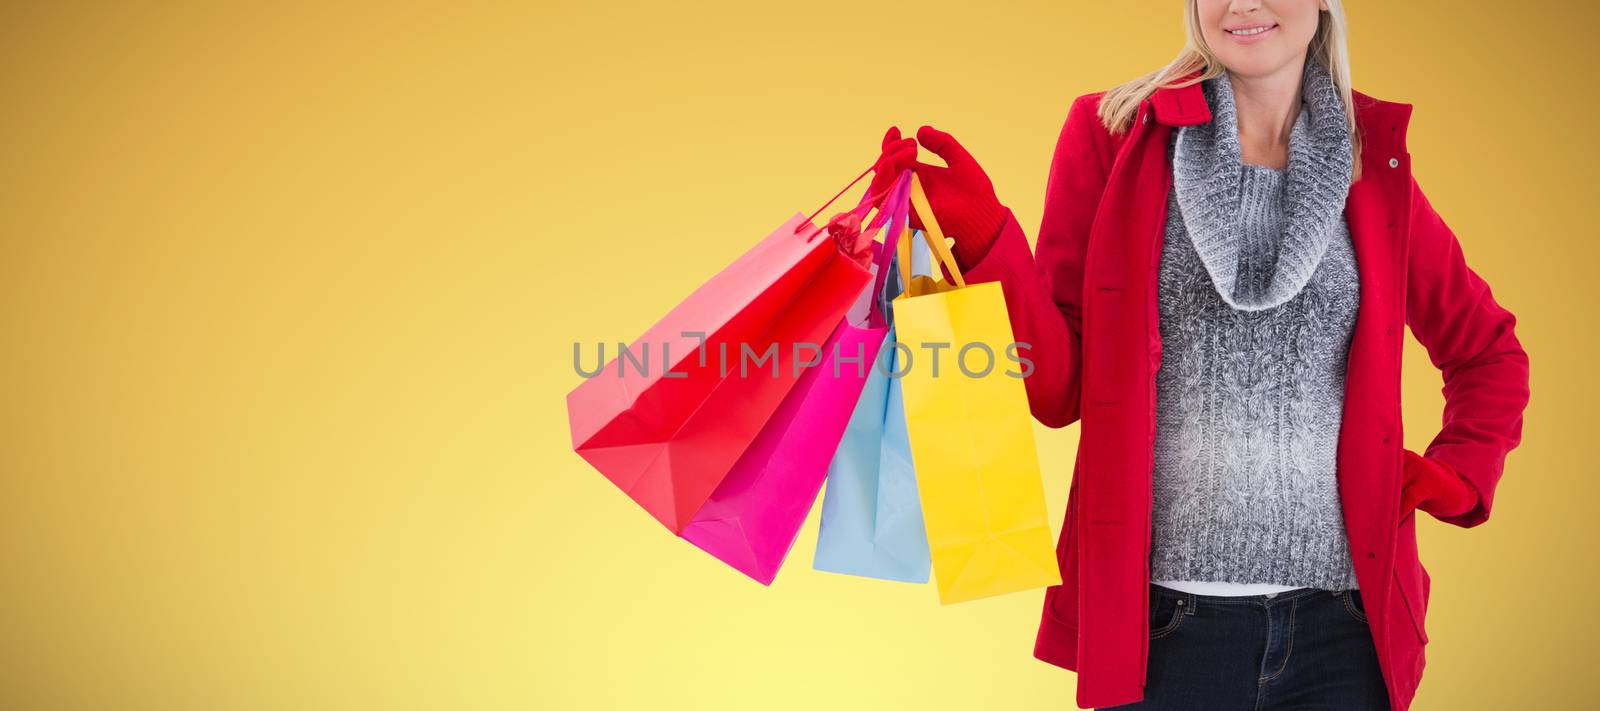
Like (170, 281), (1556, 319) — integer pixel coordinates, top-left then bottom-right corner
(962, 74), (1531, 711)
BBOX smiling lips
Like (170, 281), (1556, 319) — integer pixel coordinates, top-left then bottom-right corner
(1225, 22), (1279, 41)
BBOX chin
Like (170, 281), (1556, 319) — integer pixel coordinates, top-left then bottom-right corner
(1215, 51), (1297, 80)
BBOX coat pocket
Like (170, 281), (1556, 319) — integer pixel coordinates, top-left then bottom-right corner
(1393, 566), (1429, 644)
(1392, 514), (1431, 645)
(1045, 467), (1082, 629)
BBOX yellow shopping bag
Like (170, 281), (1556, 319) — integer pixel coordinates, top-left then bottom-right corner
(891, 173), (1061, 605)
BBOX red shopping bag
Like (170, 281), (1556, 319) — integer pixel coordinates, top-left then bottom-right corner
(566, 168), (883, 533)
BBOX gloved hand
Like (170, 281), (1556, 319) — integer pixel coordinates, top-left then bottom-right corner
(909, 125), (1008, 270)
(1399, 448), (1479, 519)
(867, 126), (918, 207)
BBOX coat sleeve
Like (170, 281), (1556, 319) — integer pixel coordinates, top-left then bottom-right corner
(962, 92), (1109, 428)
(1403, 174), (1531, 528)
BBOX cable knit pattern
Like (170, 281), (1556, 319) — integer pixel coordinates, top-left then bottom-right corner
(1149, 59), (1363, 591)
(1171, 59), (1354, 311)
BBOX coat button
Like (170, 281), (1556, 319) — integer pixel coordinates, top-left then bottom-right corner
(1388, 157), (1399, 168)
(1143, 113), (1150, 125)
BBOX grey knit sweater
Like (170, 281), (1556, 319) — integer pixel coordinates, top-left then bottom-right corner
(1148, 59), (1362, 591)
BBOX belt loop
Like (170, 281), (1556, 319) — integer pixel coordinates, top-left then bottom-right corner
(1183, 590), (1197, 615)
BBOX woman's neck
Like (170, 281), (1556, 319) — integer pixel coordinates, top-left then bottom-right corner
(1227, 58), (1307, 170)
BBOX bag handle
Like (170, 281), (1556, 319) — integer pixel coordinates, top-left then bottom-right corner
(901, 172), (967, 296)
(789, 161), (914, 326)
(796, 163), (903, 240)
(866, 170), (914, 327)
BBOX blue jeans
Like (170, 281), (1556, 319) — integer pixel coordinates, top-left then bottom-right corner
(1100, 582), (1391, 710)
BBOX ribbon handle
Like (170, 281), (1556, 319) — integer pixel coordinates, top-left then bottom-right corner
(901, 172), (967, 296)
(796, 162), (903, 240)
(790, 161), (919, 326)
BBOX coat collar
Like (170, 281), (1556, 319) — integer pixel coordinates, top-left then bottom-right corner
(1151, 71), (1213, 127)
(1149, 69), (1414, 155)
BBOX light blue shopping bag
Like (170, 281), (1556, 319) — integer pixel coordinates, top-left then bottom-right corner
(812, 235), (933, 584)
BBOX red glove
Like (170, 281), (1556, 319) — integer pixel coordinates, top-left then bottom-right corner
(1399, 448), (1480, 519)
(867, 127), (918, 206)
(909, 125), (1008, 271)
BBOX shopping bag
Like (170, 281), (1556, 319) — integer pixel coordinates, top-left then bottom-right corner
(679, 170), (914, 584)
(891, 173), (1061, 604)
(812, 322), (934, 583)
(566, 171), (878, 533)
(812, 174), (934, 584)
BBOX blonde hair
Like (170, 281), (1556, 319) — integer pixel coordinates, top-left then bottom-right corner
(1098, 0), (1363, 181)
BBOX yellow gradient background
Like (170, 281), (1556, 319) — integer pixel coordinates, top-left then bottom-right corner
(0, 2), (1590, 709)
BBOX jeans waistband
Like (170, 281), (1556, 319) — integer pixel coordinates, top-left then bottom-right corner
(1151, 581), (1342, 607)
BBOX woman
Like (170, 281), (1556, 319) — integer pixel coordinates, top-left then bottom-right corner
(855, 1), (1530, 709)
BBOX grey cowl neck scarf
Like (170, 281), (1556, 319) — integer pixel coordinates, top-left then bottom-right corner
(1171, 59), (1354, 311)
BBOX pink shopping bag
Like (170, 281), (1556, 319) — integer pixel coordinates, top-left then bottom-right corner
(678, 169), (913, 584)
